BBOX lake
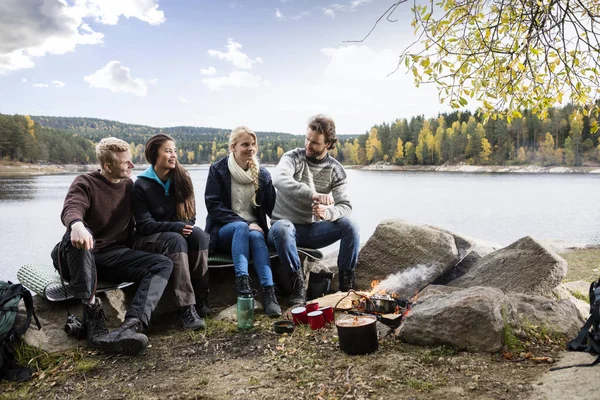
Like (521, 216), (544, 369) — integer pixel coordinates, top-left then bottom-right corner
(1, 167), (599, 282)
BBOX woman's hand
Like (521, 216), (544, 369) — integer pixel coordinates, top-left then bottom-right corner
(249, 222), (263, 234)
(182, 224), (194, 237)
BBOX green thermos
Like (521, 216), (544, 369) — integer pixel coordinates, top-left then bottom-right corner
(237, 295), (254, 330)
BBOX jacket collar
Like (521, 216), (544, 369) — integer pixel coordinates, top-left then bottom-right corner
(138, 166), (171, 196)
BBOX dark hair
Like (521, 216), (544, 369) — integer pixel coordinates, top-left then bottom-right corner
(144, 134), (196, 221)
(307, 114), (337, 150)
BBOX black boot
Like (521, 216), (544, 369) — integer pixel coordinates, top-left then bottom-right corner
(235, 275), (252, 297)
(262, 286), (282, 317)
(98, 317), (149, 356)
(82, 298), (109, 347)
(339, 269), (356, 292)
(179, 305), (206, 330)
(289, 268), (306, 306)
(196, 298), (212, 317)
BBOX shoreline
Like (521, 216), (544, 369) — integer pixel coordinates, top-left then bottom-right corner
(2, 161), (600, 177)
(348, 163), (600, 174)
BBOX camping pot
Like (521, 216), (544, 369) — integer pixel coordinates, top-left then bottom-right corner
(335, 315), (378, 355)
(364, 294), (404, 314)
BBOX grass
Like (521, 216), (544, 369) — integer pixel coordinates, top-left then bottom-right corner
(560, 249), (600, 282)
(13, 342), (85, 375)
(572, 291), (590, 303)
(403, 377), (436, 392)
(501, 306), (525, 352)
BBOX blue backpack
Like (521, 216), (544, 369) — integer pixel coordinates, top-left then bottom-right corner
(0, 280), (41, 381)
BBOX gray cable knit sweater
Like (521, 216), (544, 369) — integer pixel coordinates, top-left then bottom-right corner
(272, 148), (352, 224)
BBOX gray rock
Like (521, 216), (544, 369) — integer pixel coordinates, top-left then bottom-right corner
(551, 284), (589, 321)
(398, 286), (506, 352)
(356, 219), (459, 296)
(506, 292), (584, 338)
(447, 236), (567, 297)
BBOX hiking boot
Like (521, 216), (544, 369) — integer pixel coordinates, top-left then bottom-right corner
(179, 305), (206, 330)
(196, 298), (212, 317)
(96, 317), (149, 356)
(82, 298), (109, 347)
(262, 285), (282, 317)
(235, 275), (252, 297)
(339, 269), (356, 292)
(289, 268), (306, 306)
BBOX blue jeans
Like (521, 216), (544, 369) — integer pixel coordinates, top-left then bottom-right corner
(217, 221), (274, 287)
(268, 217), (360, 274)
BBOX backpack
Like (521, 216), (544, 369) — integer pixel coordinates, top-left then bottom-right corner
(550, 278), (600, 371)
(0, 280), (41, 381)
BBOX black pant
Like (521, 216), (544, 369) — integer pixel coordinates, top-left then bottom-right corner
(133, 227), (210, 307)
(51, 230), (173, 327)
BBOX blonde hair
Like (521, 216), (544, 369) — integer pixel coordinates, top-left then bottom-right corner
(229, 126), (260, 206)
(96, 137), (130, 167)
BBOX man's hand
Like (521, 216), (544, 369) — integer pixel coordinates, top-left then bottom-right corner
(182, 225), (194, 237)
(70, 221), (94, 251)
(249, 222), (264, 234)
(311, 192), (334, 206)
(312, 202), (328, 221)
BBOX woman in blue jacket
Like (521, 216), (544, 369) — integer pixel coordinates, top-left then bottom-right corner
(204, 126), (281, 317)
(132, 134), (210, 330)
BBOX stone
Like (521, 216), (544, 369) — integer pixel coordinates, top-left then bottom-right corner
(551, 284), (589, 321)
(447, 236), (567, 297)
(506, 292), (584, 338)
(356, 219), (459, 296)
(398, 286), (506, 352)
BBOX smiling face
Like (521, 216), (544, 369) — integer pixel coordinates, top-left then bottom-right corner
(105, 150), (134, 182)
(305, 128), (328, 159)
(155, 140), (177, 171)
(230, 132), (257, 168)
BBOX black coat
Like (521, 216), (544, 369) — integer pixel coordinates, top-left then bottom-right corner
(132, 175), (195, 237)
(204, 156), (276, 253)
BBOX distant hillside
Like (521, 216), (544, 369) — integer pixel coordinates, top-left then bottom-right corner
(31, 115), (302, 143)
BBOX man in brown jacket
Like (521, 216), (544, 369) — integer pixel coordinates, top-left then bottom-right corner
(51, 137), (173, 355)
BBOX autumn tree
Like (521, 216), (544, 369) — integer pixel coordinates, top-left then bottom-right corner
(363, 1), (600, 131)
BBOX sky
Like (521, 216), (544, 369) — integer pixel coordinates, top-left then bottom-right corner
(0, 0), (452, 135)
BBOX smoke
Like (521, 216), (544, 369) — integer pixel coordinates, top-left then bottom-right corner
(373, 264), (438, 297)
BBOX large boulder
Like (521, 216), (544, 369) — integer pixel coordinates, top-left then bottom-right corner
(447, 236), (567, 297)
(397, 286), (506, 352)
(506, 292), (583, 338)
(356, 220), (459, 296)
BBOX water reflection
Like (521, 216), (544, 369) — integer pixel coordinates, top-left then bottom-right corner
(0, 177), (38, 201)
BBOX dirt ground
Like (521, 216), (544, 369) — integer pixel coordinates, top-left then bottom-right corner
(1, 249), (598, 400)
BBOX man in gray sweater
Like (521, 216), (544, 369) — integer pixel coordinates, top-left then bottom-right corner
(269, 114), (359, 305)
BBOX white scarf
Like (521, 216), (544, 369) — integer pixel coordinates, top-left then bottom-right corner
(228, 154), (257, 184)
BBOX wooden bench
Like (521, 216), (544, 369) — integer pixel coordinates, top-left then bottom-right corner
(17, 247), (323, 302)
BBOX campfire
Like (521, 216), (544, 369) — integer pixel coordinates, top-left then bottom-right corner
(341, 280), (417, 328)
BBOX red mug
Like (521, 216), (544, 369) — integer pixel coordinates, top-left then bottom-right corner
(307, 310), (325, 330)
(306, 302), (319, 313)
(319, 306), (334, 323)
(289, 306), (308, 325)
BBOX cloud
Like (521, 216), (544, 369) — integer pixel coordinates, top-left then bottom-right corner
(0, 0), (164, 73)
(202, 71), (263, 91)
(21, 78), (27, 83)
(52, 80), (65, 88)
(321, 45), (403, 81)
(200, 66), (217, 76)
(207, 39), (262, 70)
(179, 96), (189, 104)
(274, 8), (310, 21)
(323, 8), (335, 18)
(32, 83), (49, 88)
(83, 60), (148, 96)
(350, 0), (372, 9)
(148, 78), (158, 84)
